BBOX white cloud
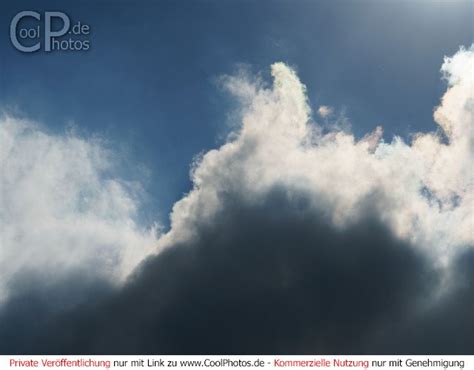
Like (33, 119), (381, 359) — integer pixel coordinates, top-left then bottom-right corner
(159, 46), (474, 270)
(0, 117), (158, 302)
(317, 105), (333, 118)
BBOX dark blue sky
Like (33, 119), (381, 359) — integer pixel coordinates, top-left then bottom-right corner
(1, 0), (472, 225)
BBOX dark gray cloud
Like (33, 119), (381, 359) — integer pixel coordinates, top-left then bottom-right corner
(374, 250), (474, 354)
(1, 187), (471, 354)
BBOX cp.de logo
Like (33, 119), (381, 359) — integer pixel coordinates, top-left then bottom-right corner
(10, 11), (90, 53)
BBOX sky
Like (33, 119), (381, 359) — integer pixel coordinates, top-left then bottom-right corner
(0, 0), (473, 354)
(1, 0), (472, 222)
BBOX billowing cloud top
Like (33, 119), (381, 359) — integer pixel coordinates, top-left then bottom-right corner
(161, 46), (473, 263)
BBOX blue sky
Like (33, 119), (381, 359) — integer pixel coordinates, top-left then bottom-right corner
(1, 0), (472, 226)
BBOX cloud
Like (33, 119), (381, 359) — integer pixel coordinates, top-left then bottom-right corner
(0, 45), (472, 354)
(0, 192), (435, 353)
(161, 47), (473, 267)
(0, 188), (471, 354)
(0, 117), (159, 303)
(382, 251), (474, 354)
(317, 105), (333, 118)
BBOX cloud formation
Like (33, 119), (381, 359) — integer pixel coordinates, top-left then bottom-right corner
(0, 117), (158, 303)
(317, 105), (333, 118)
(0, 45), (472, 354)
(161, 46), (473, 266)
(0, 194), (435, 354)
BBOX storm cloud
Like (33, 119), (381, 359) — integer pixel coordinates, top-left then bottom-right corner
(0, 188), (472, 353)
(0, 45), (473, 354)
